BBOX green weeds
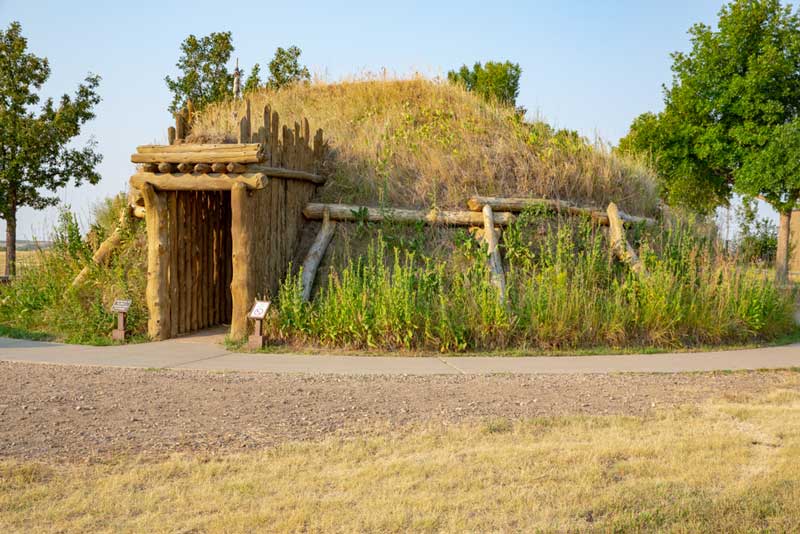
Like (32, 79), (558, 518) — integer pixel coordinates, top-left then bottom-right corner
(270, 213), (798, 352)
(0, 196), (147, 344)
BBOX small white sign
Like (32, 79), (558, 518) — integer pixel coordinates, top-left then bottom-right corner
(110, 299), (132, 313)
(249, 300), (271, 320)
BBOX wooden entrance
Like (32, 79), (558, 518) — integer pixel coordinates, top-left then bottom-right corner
(129, 102), (325, 341)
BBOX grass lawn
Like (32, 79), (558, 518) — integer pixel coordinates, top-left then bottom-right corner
(2, 385), (799, 532)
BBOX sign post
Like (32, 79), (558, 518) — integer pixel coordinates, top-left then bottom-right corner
(111, 299), (132, 341)
(247, 300), (271, 350)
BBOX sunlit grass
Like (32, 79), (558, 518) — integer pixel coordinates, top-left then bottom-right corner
(2, 385), (800, 532)
(192, 75), (659, 215)
(0, 250), (39, 276)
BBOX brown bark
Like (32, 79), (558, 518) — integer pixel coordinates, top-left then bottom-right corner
(4, 207), (16, 277)
(776, 209), (792, 283)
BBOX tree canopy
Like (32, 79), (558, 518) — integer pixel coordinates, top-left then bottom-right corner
(447, 61), (522, 107)
(165, 31), (234, 113)
(266, 46), (310, 90)
(0, 21), (102, 276)
(620, 0), (800, 213)
(618, 0), (800, 279)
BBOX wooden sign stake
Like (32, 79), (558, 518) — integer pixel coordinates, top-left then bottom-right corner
(112, 311), (127, 341)
(111, 299), (132, 342)
(247, 300), (270, 350)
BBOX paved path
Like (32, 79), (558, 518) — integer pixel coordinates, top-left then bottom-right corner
(1, 335), (799, 375)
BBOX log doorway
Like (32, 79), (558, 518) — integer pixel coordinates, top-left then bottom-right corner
(157, 190), (233, 338)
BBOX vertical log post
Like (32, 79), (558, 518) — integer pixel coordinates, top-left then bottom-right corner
(142, 183), (171, 340)
(230, 182), (255, 339)
(482, 204), (506, 304)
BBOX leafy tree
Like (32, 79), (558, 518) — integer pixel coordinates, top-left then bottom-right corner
(735, 197), (778, 264)
(267, 46), (310, 90)
(0, 21), (102, 277)
(447, 61), (522, 106)
(244, 63), (262, 93)
(619, 0), (800, 280)
(165, 31), (234, 113)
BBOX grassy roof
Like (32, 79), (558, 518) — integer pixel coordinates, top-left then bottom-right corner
(191, 76), (658, 216)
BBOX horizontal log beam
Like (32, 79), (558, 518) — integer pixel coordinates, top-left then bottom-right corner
(303, 203), (516, 226)
(246, 164), (325, 184)
(130, 172), (267, 191)
(137, 143), (262, 153)
(466, 196), (656, 226)
(132, 144), (264, 164)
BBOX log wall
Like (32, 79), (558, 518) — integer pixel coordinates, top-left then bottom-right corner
(147, 190), (233, 340)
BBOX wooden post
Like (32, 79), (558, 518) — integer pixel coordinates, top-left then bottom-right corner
(248, 317), (266, 349)
(167, 127), (176, 146)
(141, 183), (170, 340)
(175, 110), (186, 141)
(482, 205), (506, 303)
(301, 208), (336, 301)
(273, 111), (282, 166)
(112, 311), (127, 341)
(230, 182), (254, 339)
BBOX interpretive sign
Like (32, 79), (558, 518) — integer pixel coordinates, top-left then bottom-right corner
(111, 299), (132, 313)
(248, 300), (271, 349)
(111, 299), (131, 341)
(248, 300), (270, 320)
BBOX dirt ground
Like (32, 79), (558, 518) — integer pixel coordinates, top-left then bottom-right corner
(1, 360), (798, 462)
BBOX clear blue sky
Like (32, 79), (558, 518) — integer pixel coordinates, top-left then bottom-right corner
(2, 0), (726, 239)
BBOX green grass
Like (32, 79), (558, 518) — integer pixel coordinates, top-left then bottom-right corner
(267, 211), (798, 353)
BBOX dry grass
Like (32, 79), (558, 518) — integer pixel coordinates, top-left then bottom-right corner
(0, 250), (39, 275)
(192, 75), (659, 215)
(3, 384), (800, 532)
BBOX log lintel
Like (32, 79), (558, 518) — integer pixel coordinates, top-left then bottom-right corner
(130, 172), (268, 191)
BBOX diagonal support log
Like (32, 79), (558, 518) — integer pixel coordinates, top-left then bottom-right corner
(301, 208), (337, 302)
(607, 202), (646, 276)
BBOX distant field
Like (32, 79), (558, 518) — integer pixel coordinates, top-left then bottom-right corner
(0, 250), (40, 275)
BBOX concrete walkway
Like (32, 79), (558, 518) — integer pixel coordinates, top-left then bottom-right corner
(1, 335), (799, 375)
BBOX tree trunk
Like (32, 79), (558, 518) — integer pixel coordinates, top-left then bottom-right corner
(776, 209), (792, 284)
(4, 207), (16, 277)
